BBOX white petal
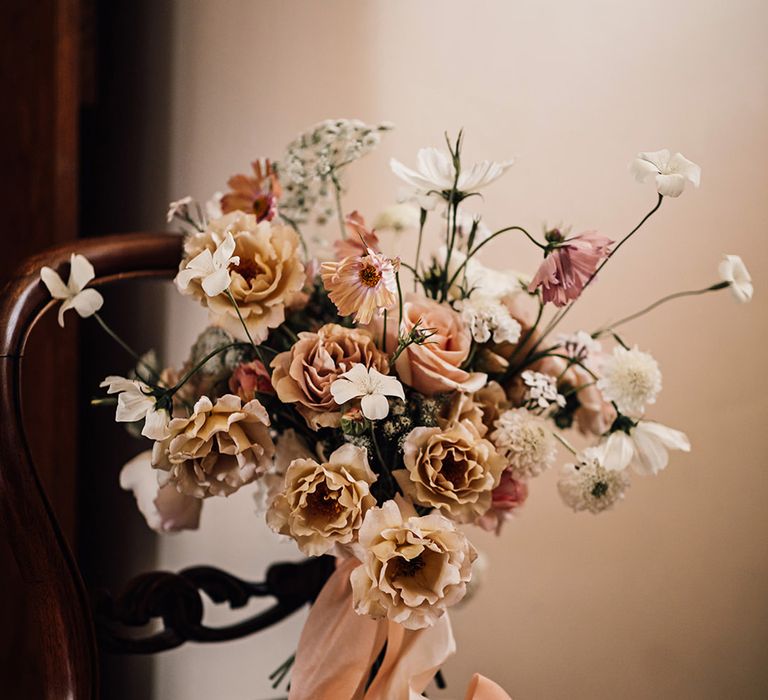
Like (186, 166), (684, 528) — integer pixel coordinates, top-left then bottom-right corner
(57, 298), (74, 327)
(116, 388), (155, 422)
(637, 421), (691, 452)
(667, 152), (701, 187)
(638, 149), (671, 173)
(175, 266), (204, 291)
(655, 173), (686, 197)
(212, 232), (237, 268)
(601, 432), (634, 471)
(68, 254), (96, 294)
(340, 363), (371, 385)
(100, 375), (134, 393)
(631, 429), (669, 475)
(40, 266), (70, 299)
(329, 377), (364, 405)
(378, 374), (405, 401)
(141, 408), (170, 440)
(201, 267), (232, 297)
(390, 157), (442, 192)
(361, 393), (390, 420)
(629, 157), (661, 183)
(69, 288), (104, 319)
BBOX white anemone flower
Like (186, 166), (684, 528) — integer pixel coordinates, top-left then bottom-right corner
(330, 364), (405, 420)
(40, 254), (104, 328)
(600, 421), (690, 475)
(391, 147), (514, 205)
(100, 375), (170, 440)
(630, 149), (701, 197)
(175, 231), (239, 297)
(718, 254), (753, 303)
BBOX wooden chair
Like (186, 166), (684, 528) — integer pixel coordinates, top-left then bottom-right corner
(0, 233), (332, 699)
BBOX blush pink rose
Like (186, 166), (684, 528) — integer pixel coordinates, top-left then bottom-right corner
(375, 293), (486, 396)
(475, 470), (528, 535)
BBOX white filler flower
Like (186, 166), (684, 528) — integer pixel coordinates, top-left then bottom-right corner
(558, 448), (630, 514)
(490, 407), (557, 478)
(455, 295), (522, 344)
(630, 149), (701, 197)
(175, 231), (239, 297)
(330, 363), (405, 420)
(100, 375), (169, 440)
(597, 346), (662, 416)
(521, 370), (566, 411)
(600, 420), (690, 475)
(718, 254), (753, 303)
(40, 253), (104, 327)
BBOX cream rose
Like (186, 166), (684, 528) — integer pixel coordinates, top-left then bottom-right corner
(396, 421), (505, 523)
(151, 394), (274, 498)
(180, 212), (305, 342)
(376, 293), (486, 396)
(270, 323), (388, 430)
(266, 444), (376, 556)
(350, 500), (476, 630)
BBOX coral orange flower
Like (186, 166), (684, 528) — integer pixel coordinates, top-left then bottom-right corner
(221, 159), (281, 222)
(321, 250), (399, 324)
(334, 211), (381, 259)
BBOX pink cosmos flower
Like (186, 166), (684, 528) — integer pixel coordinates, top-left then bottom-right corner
(321, 250), (399, 324)
(475, 470), (529, 535)
(334, 211), (381, 260)
(528, 231), (613, 307)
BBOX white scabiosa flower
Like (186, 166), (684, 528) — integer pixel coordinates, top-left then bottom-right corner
(455, 295), (522, 344)
(600, 420), (690, 475)
(718, 254), (753, 303)
(40, 254), (104, 327)
(558, 448), (630, 514)
(490, 407), (557, 478)
(556, 330), (602, 363)
(630, 149), (701, 197)
(597, 346), (662, 416)
(372, 203), (421, 233)
(521, 370), (566, 412)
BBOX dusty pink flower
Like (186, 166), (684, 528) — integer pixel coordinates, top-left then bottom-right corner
(321, 250), (399, 324)
(475, 470), (528, 535)
(333, 211), (381, 260)
(528, 231), (613, 307)
(220, 159), (281, 222)
(228, 360), (274, 401)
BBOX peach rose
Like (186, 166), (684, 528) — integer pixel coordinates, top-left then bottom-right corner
(266, 444), (376, 556)
(180, 212), (305, 342)
(151, 394), (274, 498)
(376, 293), (486, 396)
(396, 420), (505, 523)
(270, 323), (388, 430)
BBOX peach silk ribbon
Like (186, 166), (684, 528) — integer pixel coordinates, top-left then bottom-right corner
(288, 557), (512, 700)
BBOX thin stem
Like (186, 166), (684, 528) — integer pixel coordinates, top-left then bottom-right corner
(280, 213), (309, 259)
(413, 208), (427, 292)
(382, 309), (388, 353)
(331, 173), (346, 240)
(593, 281), (729, 336)
(505, 295), (544, 367)
(169, 341), (246, 394)
(93, 312), (159, 382)
(396, 269), (404, 339)
(553, 431), (578, 455)
(224, 289), (265, 365)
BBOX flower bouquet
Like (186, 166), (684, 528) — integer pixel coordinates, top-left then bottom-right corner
(42, 119), (752, 699)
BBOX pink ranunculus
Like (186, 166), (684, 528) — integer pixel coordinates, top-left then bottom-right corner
(376, 293), (487, 396)
(528, 231), (613, 307)
(475, 469), (529, 535)
(229, 360), (274, 402)
(333, 211), (381, 260)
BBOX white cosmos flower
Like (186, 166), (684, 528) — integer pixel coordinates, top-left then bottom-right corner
(600, 421), (690, 475)
(391, 146), (513, 205)
(630, 149), (701, 197)
(40, 254), (104, 328)
(329, 364), (405, 420)
(597, 346), (662, 416)
(718, 254), (753, 303)
(175, 231), (239, 297)
(557, 448), (630, 514)
(100, 375), (170, 440)
(373, 203), (421, 233)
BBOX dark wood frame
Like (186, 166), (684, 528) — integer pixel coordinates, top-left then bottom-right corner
(0, 233), (332, 699)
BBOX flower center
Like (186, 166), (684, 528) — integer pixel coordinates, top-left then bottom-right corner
(359, 263), (382, 288)
(391, 554), (426, 579)
(440, 452), (466, 487)
(591, 481), (609, 499)
(307, 482), (343, 518)
(230, 258), (261, 283)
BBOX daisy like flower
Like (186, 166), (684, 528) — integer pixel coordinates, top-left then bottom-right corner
(100, 375), (170, 440)
(521, 370), (566, 411)
(40, 253), (104, 327)
(597, 346), (662, 416)
(558, 448), (630, 514)
(528, 231), (613, 307)
(490, 407), (557, 478)
(330, 363), (405, 420)
(600, 420), (690, 475)
(630, 149), (701, 197)
(390, 146), (513, 206)
(718, 254), (753, 303)
(320, 250), (399, 324)
(455, 295), (522, 345)
(175, 231), (240, 298)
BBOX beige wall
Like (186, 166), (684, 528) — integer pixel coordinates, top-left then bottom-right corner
(151, 1), (768, 698)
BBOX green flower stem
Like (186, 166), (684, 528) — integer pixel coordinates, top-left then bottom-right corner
(413, 208), (427, 292)
(382, 309), (388, 353)
(331, 172), (346, 240)
(93, 312), (159, 382)
(505, 295), (544, 367)
(169, 341), (247, 395)
(592, 281), (730, 337)
(225, 289), (266, 365)
(396, 269), (404, 338)
(279, 212), (309, 259)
